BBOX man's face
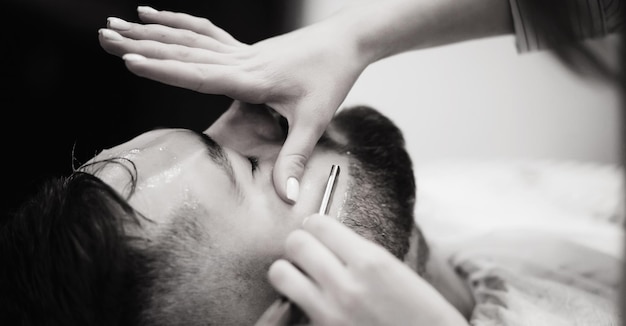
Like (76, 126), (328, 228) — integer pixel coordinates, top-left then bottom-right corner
(92, 104), (350, 237)
(87, 102), (353, 324)
(85, 102), (417, 325)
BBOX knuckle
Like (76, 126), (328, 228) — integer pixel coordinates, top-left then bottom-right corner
(173, 46), (192, 60)
(180, 30), (200, 46)
(198, 17), (217, 29)
(337, 284), (363, 309)
(353, 252), (386, 273)
(284, 152), (308, 170)
(192, 67), (209, 93)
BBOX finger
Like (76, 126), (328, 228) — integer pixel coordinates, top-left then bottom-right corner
(272, 117), (328, 204)
(106, 17), (240, 53)
(136, 6), (244, 46)
(99, 29), (235, 64)
(303, 216), (390, 266)
(120, 53), (267, 103)
(123, 53), (232, 94)
(267, 259), (327, 319)
(283, 229), (349, 290)
(121, 54), (258, 99)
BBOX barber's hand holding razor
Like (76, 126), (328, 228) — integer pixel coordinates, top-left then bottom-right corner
(98, 7), (366, 204)
(266, 216), (468, 326)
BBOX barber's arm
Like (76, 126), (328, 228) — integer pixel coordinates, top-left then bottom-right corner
(97, 0), (513, 205)
(266, 215), (468, 325)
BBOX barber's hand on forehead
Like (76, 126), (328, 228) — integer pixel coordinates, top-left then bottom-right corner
(267, 216), (468, 326)
(97, 6), (365, 203)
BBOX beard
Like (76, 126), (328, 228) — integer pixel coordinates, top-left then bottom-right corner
(319, 105), (428, 273)
(132, 105), (430, 325)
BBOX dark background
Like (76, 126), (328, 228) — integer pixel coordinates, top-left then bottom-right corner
(2, 0), (300, 220)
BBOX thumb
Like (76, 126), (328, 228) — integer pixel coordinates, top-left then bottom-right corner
(273, 119), (327, 204)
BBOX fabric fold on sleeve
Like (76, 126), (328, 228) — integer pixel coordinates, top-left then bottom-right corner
(509, 0), (624, 53)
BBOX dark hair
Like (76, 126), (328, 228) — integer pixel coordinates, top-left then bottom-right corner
(0, 170), (152, 326)
(327, 106), (427, 273)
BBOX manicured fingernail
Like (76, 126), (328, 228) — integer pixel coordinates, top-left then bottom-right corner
(302, 216), (309, 226)
(123, 53), (146, 61)
(107, 17), (131, 31)
(99, 28), (123, 41)
(286, 177), (299, 203)
(137, 6), (158, 15)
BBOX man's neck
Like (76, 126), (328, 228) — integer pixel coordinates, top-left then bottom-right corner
(424, 243), (475, 320)
(403, 226), (474, 319)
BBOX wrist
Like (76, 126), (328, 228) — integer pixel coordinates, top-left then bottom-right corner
(327, 0), (514, 63)
(334, 0), (430, 63)
(331, 1), (399, 64)
(312, 7), (376, 73)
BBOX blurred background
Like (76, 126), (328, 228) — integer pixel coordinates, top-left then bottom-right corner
(2, 0), (622, 221)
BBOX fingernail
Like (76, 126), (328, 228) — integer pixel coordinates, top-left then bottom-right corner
(123, 53), (146, 61)
(286, 177), (299, 203)
(302, 216), (309, 226)
(99, 28), (123, 41)
(107, 17), (131, 31)
(137, 6), (158, 15)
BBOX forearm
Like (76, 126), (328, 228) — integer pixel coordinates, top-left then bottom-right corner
(327, 0), (514, 64)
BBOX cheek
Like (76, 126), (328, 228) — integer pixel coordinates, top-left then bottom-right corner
(126, 178), (189, 225)
(257, 175), (319, 224)
(235, 197), (302, 258)
(188, 235), (281, 325)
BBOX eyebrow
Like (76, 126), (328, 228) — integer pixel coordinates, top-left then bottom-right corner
(192, 131), (244, 202)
